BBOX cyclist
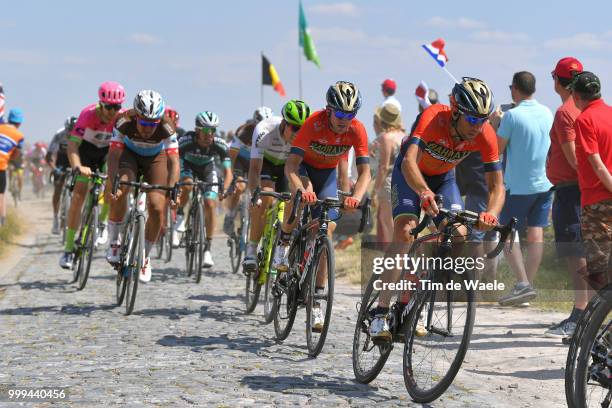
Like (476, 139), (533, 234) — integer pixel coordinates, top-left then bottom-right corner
(59, 81), (125, 269)
(164, 106), (185, 139)
(106, 90), (180, 282)
(223, 106), (273, 235)
(368, 77), (505, 341)
(243, 100), (310, 272)
(0, 108), (25, 226)
(27, 142), (47, 193)
(173, 111), (232, 267)
(47, 116), (77, 234)
(273, 81), (372, 330)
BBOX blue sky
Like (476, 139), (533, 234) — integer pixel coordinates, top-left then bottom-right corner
(2, 0), (611, 142)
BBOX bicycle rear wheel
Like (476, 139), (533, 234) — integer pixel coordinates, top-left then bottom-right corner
(403, 271), (475, 403)
(352, 273), (393, 383)
(60, 188), (70, 245)
(115, 222), (131, 306)
(125, 215), (144, 315)
(574, 287), (612, 408)
(305, 235), (335, 357)
(164, 205), (173, 263)
(263, 226), (281, 324)
(76, 207), (98, 290)
(244, 261), (262, 314)
(273, 243), (300, 341)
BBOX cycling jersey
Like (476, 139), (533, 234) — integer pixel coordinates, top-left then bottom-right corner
(251, 116), (290, 166)
(71, 103), (120, 149)
(48, 127), (69, 155)
(27, 148), (47, 166)
(400, 104), (501, 176)
(0, 123), (24, 171)
(179, 132), (230, 168)
(230, 121), (255, 160)
(111, 109), (178, 156)
(290, 110), (369, 169)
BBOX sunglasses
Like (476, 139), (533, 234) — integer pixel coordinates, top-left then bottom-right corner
(290, 124), (301, 133)
(198, 127), (216, 135)
(333, 110), (356, 120)
(464, 114), (488, 125)
(101, 103), (122, 111)
(138, 118), (160, 127)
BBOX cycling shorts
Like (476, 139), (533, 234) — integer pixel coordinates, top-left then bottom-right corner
(56, 151), (70, 169)
(180, 162), (219, 200)
(261, 157), (288, 193)
(118, 148), (169, 188)
(233, 155), (249, 179)
(77, 140), (108, 182)
(298, 162), (339, 220)
(0, 170), (6, 194)
(391, 166), (463, 226)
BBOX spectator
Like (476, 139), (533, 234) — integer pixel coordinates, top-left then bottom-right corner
(372, 104), (405, 244)
(0, 108), (25, 226)
(492, 71), (554, 306)
(544, 57), (588, 338)
(381, 79), (401, 112)
(572, 71), (612, 289)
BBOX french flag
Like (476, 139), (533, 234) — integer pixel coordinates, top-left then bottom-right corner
(422, 38), (449, 67)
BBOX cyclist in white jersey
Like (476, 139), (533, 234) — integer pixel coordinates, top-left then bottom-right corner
(243, 100), (311, 272)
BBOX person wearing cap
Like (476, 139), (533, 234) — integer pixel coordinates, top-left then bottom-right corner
(372, 104), (405, 243)
(492, 71), (554, 307)
(571, 71), (612, 289)
(544, 57), (588, 337)
(0, 108), (25, 226)
(381, 78), (402, 112)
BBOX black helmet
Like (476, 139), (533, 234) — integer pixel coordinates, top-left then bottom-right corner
(451, 77), (494, 118)
(326, 81), (362, 113)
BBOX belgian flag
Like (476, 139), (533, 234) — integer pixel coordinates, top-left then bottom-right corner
(262, 54), (286, 97)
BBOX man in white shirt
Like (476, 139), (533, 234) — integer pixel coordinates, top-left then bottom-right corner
(381, 79), (402, 112)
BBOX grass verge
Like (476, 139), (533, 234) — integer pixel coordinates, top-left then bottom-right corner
(0, 208), (24, 257)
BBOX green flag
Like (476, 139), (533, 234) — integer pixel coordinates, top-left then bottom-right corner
(299, 1), (321, 68)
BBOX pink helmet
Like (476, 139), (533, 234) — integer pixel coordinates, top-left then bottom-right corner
(98, 81), (126, 104)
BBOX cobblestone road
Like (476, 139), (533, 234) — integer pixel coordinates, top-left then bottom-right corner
(0, 198), (570, 407)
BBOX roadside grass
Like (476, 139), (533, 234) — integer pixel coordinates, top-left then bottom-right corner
(0, 208), (23, 256)
(336, 224), (574, 314)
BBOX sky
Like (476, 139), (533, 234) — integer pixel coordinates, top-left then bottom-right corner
(2, 0), (612, 143)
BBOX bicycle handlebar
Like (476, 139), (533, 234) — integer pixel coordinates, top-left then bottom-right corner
(409, 194), (517, 259)
(69, 169), (107, 192)
(176, 180), (224, 197)
(251, 186), (292, 205)
(226, 177), (247, 195)
(112, 175), (179, 202)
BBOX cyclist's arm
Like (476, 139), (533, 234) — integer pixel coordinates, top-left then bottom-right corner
(229, 148), (239, 168)
(284, 153), (306, 195)
(337, 158), (351, 194)
(484, 170), (505, 216)
(401, 142), (429, 195)
(352, 162), (371, 202)
(167, 152), (180, 187)
(107, 130), (125, 183)
(248, 158), (263, 194)
(67, 137), (82, 170)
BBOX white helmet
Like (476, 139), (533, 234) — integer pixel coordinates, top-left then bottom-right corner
(133, 90), (165, 120)
(195, 111), (219, 128)
(253, 106), (273, 123)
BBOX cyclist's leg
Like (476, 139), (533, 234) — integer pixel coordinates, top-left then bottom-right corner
(142, 151), (168, 258)
(0, 170), (6, 225)
(202, 166), (219, 251)
(106, 149), (136, 263)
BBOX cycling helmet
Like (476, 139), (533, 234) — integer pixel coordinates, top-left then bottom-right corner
(195, 111), (219, 128)
(282, 100), (311, 126)
(326, 81), (362, 113)
(98, 81), (126, 104)
(165, 106), (180, 126)
(253, 106), (273, 123)
(8, 108), (24, 124)
(64, 116), (77, 131)
(133, 90), (165, 120)
(451, 77), (494, 118)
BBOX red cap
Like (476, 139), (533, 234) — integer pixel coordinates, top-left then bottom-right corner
(382, 79), (397, 92)
(553, 57), (583, 79)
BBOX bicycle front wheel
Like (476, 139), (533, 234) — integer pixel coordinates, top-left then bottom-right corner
(195, 201), (205, 283)
(164, 205), (173, 263)
(403, 271), (475, 403)
(244, 263), (262, 314)
(273, 243), (300, 341)
(125, 215), (144, 315)
(77, 207), (98, 290)
(305, 235), (335, 357)
(574, 287), (612, 408)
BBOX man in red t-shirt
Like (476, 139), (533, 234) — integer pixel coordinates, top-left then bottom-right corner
(544, 57), (588, 338)
(572, 71), (612, 288)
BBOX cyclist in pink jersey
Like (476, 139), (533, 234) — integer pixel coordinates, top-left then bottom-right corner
(59, 81), (126, 269)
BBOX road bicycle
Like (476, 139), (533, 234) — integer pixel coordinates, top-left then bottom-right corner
(8, 165), (23, 207)
(155, 201), (174, 263)
(244, 186), (291, 320)
(273, 190), (370, 357)
(227, 179), (249, 274)
(352, 199), (515, 403)
(112, 175), (177, 315)
(566, 284), (612, 408)
(70, 171), (107, 291)
(176, 179), (223, 283)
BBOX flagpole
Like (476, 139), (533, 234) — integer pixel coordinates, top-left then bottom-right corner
(261, 51), (264, 106)
(443, 66), (460, 84)
(298, 46), (303, 99)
